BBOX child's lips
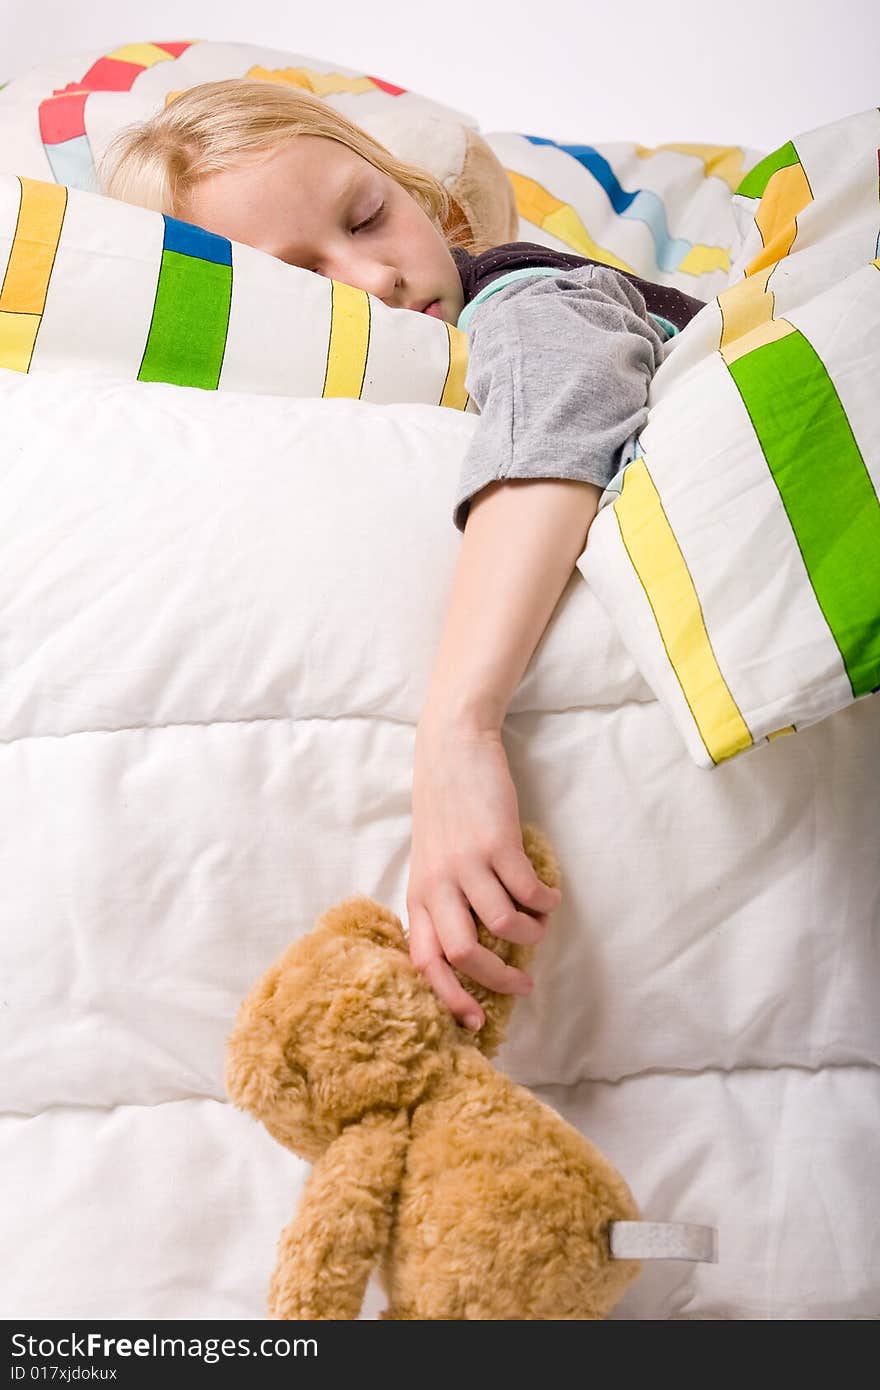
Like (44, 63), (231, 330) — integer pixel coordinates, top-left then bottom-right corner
(422, 300), (443, 318)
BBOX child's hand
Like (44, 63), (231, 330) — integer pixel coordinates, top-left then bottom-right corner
(406, 714), (562, 1031)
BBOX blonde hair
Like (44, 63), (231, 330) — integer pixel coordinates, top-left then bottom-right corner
(96, 77), (477, 253)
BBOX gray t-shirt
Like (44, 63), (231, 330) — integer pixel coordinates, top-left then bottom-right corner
(452, 264), (670, 532)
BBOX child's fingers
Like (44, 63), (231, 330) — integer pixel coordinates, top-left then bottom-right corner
(421, 957), (486, 1031)
(407, 890), (534, 1022)
(488, 910), (551, 944)
(458, 862), (551, 944)
(422, 881), (534, 993)
(408, 904), (485, 1028)
(491, 843), (562, 916)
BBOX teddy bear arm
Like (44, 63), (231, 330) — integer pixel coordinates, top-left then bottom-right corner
(268, 1109), (409, 1320)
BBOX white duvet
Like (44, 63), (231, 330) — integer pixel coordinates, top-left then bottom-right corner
(1, 364), (878, 1320)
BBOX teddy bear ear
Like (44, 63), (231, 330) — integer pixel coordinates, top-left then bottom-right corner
(224, 969), (289, 1119)
(452, 127), (520, 250)
(313, 895), (407, 952)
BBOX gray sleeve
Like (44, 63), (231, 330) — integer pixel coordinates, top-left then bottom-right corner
(452, 265), (668, 532)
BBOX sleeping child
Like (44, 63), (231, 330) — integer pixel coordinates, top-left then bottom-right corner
(99, 79), (705, 1034)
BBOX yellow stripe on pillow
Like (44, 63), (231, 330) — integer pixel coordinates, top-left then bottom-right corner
(720, 315), (795, 366)
(0, 177), (66, 314)
(439, 322), (470, 410)
(613, 459), (753, 765)
(323, 279), (370, 399)
(745, 162), (812, 277)
(107, 43), (179, 68)
(0, 177), (66, 371)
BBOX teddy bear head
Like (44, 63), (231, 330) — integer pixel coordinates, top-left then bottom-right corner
(225, 896), (457, 1162)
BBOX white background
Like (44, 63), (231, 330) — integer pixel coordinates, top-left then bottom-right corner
(1, 0), (878, 150)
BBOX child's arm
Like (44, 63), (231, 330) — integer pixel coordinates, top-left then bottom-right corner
(407, 265), (665, 1028)
(408, 476), (601, 1029)
(451, 264), (666, 534)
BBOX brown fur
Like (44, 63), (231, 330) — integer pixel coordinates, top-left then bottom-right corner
(450, 127), (521, 254)
(225, 822), (640, 1319)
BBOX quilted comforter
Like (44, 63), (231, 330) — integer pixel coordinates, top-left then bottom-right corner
(1, 358), (877, 1319)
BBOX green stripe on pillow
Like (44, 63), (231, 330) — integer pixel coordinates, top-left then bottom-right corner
(729, 331), (880, 698)
(735, 140), (800, 198)
(139, 249), (232, 390)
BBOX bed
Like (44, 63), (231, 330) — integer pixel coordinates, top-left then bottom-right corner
(1, 39), (878, 1320)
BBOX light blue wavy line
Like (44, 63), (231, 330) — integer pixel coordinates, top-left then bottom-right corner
(525, 134), (693, 273)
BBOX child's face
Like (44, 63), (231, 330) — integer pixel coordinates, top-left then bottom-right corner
(179, 135), (466, 325)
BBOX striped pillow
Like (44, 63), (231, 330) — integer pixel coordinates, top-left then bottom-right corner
(483, 131), (766, 307)
(0, 39), (486, 407)
(0, 171), (473, 408)
(0, 39), (479, 191)
(579, 106), (880, 768)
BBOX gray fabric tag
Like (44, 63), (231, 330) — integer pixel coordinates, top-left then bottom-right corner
(609, 1221), (718, 1262)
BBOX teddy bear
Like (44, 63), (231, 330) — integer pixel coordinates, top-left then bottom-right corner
(224, 822), (650, 1320)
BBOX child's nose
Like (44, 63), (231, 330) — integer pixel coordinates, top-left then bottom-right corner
(338, 255), (399, 305)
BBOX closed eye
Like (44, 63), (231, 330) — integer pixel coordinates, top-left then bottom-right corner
(352, 204), (384, 233)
